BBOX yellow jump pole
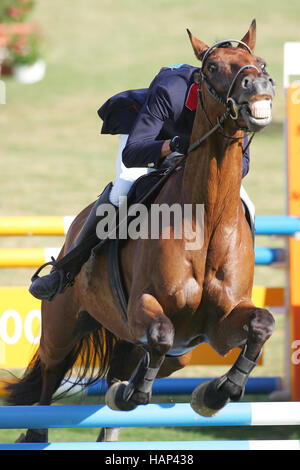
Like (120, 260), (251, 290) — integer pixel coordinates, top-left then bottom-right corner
(0, 216), (74, 236)
(0, 248), (61, 267)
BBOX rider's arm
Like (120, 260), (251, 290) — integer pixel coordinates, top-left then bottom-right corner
(122, 82), (181, 168)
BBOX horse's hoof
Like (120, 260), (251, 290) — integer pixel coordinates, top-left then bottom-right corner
(15, 433), (26, 443)
(97, 427), (120, 442)
(14, 429), (48, 443)
(105, 381), (137, 411)
(190, 380), (229, 417)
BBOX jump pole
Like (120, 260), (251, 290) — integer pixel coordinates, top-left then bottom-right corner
(284, 42), (300, 401)
(0, 402), (299, 451)
(0, 402), (299, 429)
(0, 246), (285, 267)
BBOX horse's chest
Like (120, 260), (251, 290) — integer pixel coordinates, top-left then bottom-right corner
(200, 257), (239, 314)
(171, 277), (202, 311)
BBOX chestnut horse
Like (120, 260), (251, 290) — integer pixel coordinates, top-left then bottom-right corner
(7, 19), (276, 443)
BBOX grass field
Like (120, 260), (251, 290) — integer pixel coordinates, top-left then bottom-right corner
(0, 0), (300, 446)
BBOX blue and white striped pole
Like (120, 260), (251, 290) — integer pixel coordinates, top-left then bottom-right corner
(0, 402), (299, 429)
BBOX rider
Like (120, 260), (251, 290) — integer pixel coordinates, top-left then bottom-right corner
(29, 63), (251, 301)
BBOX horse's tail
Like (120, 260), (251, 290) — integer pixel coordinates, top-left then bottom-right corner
(5, 311), (117, 405)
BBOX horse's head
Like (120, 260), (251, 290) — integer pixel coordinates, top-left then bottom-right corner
(188, 19), (275, 132)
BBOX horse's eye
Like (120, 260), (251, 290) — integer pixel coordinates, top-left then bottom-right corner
(207, 63), (218, 74)
(260, 62), (267, 72)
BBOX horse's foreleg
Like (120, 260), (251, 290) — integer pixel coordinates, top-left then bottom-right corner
(97, 340), (143, 442)
(157, 350), (193, 378)
(124, 314), (175, 405)
(105, 293), (174, 411)
(100, 341), (191, 441)
(191, 302), (275, 417)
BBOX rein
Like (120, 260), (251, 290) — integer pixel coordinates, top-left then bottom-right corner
(187, 109), (230, 154)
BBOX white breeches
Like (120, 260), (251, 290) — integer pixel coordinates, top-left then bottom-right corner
(109, 135), (155, 206)
(240, 184), (255, 224)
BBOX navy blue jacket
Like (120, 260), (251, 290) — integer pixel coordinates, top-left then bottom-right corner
(98, 64), (249, 176)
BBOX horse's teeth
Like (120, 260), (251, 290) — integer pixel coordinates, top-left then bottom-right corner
(249, 100), (271, 119)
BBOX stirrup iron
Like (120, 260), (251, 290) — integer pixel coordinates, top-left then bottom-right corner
(30, 257), (74, 301)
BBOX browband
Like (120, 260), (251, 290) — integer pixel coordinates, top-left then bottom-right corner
(198, 39), (258, 118)
(201, 39), (253, 67)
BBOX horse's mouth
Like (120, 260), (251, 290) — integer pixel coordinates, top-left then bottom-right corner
(239, 95), (272, 132)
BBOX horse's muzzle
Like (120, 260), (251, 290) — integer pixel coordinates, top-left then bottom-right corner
(231, 74), (276, 132)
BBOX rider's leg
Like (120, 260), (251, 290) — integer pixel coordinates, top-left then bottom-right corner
(109, 135), (152, 206)
(29, 135), (153, 301)
(29, 182), (114, 301)
(240, 185), (255, 240)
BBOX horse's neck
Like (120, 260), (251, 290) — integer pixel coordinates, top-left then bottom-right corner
(183, 108), (244, 231)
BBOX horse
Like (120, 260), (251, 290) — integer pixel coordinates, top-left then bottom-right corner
(6, 19), (276, 444)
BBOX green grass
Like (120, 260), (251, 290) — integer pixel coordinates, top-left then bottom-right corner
(0, 0), (299, 447)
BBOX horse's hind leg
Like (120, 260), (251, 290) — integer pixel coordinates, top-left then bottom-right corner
(15, 361), (69, 443)
(191, 302), (275, 417)
(105, 293), (174, 412)
(9, 291), (80, 443)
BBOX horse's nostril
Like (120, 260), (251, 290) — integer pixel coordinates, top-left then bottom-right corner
(242, 77), (250, 89)
(269, 77), (276, 87)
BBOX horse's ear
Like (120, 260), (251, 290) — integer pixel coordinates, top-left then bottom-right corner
(240, 19), (256, 52)
(187, 29), (209, 61)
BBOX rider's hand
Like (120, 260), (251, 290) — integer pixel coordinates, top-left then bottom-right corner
(169, 136), (190, 155)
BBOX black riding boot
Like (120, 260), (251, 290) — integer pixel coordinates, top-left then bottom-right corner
(29, 182), (115, 301)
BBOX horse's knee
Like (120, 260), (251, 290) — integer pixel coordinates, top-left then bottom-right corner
(248, 308), (275, 345)
(147, 316), (174, 357)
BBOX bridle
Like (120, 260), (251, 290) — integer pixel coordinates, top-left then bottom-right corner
(187, 39), (260, 155)
(200, 39), (260, 120)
